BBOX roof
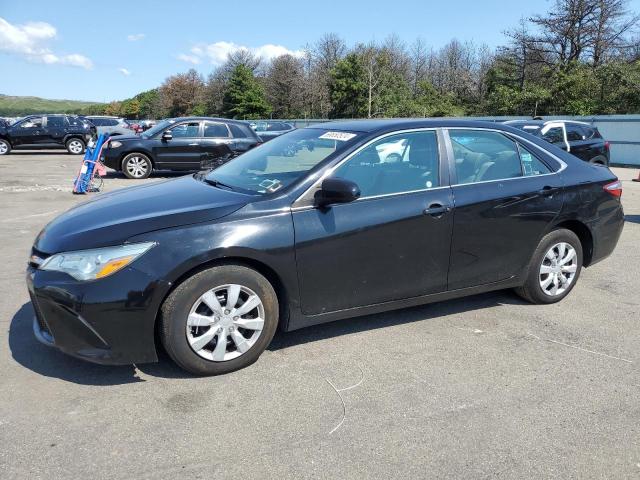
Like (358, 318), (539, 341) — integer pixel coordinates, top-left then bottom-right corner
(168, 116), (251, 125)
(504, 119), (592, 127)
(305, 118), (512, 134)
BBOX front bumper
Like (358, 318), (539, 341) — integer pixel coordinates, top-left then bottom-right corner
(27, 263), (170, 365)
(101, 148), (122, 170)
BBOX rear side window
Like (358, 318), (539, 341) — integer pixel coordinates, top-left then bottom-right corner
(450, 130), (522, 184)
(89, 118), (103, 126)
(542, 127), (564, 144)
(66, 117), (83, 127)
(46, 116), (65, 128)
(228, 124), (250, 138)
(203, 122), (230, 138)
(566, 125), (585, 141)
(518, 144), (552, 176)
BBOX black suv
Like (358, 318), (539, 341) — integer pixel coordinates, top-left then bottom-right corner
(0, 114), (96, 155)
(505, 120), (610, 165)
(102, 117), (262, 179)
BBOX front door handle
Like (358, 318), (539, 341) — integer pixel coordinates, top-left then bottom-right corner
(423, 203), (452, 217)
(537, 186), (559, 196)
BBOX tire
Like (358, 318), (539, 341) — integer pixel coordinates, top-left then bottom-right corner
(160, 265), (279, 376)
(589, 155), (608, 166)
(122, 153), (152, 179)
(0, 139), (11, 155)
(515, 228), (583, 304)
(66, 138), (85, 155)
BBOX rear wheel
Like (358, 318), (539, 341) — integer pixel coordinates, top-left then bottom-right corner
(515, 228), (583, 304)
(66, 138), (85, 155)
(160, 265), (279, 376)
(0, 139), (11, 155)
(122, 153), (152, 179)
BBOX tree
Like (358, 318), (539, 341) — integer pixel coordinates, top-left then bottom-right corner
(222, 65), (271, 119)
(329, 53), (367, 118)
(265, 54), (305, 118)
(159, 69), (205, 117)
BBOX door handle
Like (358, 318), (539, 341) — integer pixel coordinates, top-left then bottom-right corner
(537, 186), (559, 196)
(423, 203), (452, 217)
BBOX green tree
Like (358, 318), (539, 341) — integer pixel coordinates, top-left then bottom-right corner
(329, 53), (367, 118)
(222, 65), (271, 119)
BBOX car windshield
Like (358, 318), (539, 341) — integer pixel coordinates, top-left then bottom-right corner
(204, 128), (362, 195)
(142, 119), (175, 138)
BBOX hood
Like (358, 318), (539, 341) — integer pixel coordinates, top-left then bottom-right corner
(108, 134), (140, 142)
(35, 175), (251, 254)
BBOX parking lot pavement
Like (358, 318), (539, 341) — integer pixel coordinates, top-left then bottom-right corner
(1, 151), (639, 479)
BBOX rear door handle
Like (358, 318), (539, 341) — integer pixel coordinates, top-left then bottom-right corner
(537, 186), (559, 196)
(423, 203), (452, 217)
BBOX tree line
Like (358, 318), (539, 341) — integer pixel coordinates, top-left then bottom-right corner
(88, 0), (639, 120)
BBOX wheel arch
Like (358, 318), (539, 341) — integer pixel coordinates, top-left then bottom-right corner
(551, 219), (594, 266)
(0, 135), (12, 146)
(153, 255), (290, 345)
(63, 134), (85, 144)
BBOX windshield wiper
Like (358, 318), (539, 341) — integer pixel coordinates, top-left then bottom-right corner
(203, 177), (236, 191)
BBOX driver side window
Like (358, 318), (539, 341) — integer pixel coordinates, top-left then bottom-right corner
(20, 117), (43, 128)
(333, 131), (440, 198)
(169, 122), (200, 138)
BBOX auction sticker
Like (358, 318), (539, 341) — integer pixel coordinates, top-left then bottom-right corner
(319, 131), (357, 141)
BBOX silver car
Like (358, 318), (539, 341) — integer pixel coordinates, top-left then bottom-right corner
(85, 116), (133, 137)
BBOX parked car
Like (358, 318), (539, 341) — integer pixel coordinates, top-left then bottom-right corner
(505, 119), (610, 165)
(27, 119), (624, 375)
(0, 114), (96, 155)
(102, 117), (262, 179)
(250, 121), (295, 142)
(85, 116), (132, 137)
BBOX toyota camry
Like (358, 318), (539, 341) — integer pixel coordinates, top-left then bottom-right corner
(27, 120), (624, 375)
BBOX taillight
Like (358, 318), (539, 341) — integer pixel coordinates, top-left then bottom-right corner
(604, 141), (610, 150)
(603, 180), (622, 198)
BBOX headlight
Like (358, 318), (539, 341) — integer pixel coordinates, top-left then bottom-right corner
(39, 242), (155, 281)
(109, 140), (123, 148)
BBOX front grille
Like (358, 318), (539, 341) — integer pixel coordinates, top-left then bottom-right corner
(29, 291), (51, 336)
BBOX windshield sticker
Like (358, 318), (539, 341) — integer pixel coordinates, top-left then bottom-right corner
(319, 131), (357, 141)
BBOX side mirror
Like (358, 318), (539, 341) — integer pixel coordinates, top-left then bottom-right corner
(315, 177), (361, 207)
(161, 131), (172, 142)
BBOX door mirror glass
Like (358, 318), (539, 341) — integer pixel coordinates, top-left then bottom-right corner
(162, 131), (172, 141)
(315, 177), (361, 207)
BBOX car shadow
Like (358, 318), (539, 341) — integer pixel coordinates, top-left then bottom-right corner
(10, 290), (526, 385)
(102, 170), (193, 180)
(268, 290), (527, 351)
(10, 150), (72, 156)
(625, 214), (640, 224)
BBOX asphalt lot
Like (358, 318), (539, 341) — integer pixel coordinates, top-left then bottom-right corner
(1, 150), (639, 479)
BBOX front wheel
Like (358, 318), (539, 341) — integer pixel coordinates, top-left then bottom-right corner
(122, 153), (152, 179)
(515, 228), (583, 304)
(160, 265), (279, 376)
(0, 139), (11, 155)
(66, 138), (85, 155)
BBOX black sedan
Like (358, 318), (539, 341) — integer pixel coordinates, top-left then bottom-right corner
(102, 117), (262, 179)
(27, 120), (624, 375)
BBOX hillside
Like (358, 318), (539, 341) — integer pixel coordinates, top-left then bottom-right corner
(0, 94), (105, 116)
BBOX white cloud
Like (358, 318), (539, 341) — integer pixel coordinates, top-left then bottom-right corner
(178, 41), (303, 66)
(127, 33), (145, 41)
(118, 67), (131, 76)
(176, 53), (201, 65)
(0, 17), (93, 69)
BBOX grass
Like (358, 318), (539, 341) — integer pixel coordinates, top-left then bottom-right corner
(0, 94), (105, 116)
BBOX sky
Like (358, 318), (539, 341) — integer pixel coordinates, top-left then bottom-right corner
(1, 0), (639, 102)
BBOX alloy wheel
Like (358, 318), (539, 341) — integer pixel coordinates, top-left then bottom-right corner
(125, 156), (149, 178)
(0, 141), (8, 155)
(186, 284), (265, 361)
(539, 242), (578, 296)
(68, 140), (83, 154)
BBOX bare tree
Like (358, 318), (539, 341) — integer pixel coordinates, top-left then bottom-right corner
(265, 54), (305, 118)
